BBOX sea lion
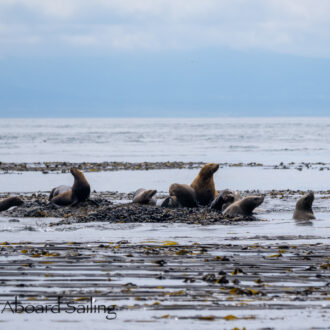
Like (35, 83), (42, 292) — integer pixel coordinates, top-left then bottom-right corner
(221, 191), (241, 211)
(160, 195), (180, 208)
(50, 168), (90, 206)
(133, 188), (157, 205)
(191, 163), (219, 206)
(49, 185), (71, 201)
(210, 189), (235, 211)
(0, 197), (24, 212)
(223, 195), (265, 217)
(168, 183), (197, 208)
(293, 192), (315, 220)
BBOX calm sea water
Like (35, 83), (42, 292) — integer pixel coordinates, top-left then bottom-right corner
(0, 117), (329, 163)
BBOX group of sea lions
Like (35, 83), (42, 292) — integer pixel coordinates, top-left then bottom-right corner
(0, 163), (317, 220)
(132, 163), (266, 217)
(131, 163), (317, 220)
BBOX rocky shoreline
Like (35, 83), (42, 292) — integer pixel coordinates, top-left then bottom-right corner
(1, 194), (256, 225)
(1, 189), (330, 225)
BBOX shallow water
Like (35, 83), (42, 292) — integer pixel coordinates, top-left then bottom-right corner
(1, 167), (330, 193)
(0, 210), (329, 244)
(0, 117), (330, 163)
(1, 308), (329, 330)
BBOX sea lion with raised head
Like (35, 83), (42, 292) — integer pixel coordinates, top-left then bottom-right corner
(167, 183), (197, 208)
(133, 188), (157, 205)
(191, 163), (219, 206)
(0, 197), (24, 212)
(210, 189), (235, 211)
(223, 195), (265, 217)
(293, 192), (315, 220)
(50, 168), (90, 206)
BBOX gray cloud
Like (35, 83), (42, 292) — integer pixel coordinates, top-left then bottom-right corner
(1, 0), (330, 57)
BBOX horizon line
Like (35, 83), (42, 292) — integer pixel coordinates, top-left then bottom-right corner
(0, 115), (330, 119)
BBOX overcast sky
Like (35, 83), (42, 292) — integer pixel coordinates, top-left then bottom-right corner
(0, 0), (330, 117)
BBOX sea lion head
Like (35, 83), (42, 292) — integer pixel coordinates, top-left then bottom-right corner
(11, 197), (24, 206)
(198, 163), (219, 179)
(240, 195), (265, 214)
(296, 192), (314, 211)
(210, 189), (235, 211)
(70, 168), (83, 178)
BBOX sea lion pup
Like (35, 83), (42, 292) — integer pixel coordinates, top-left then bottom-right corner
(50, 168), (90, 206)
(191, 163), (219, 206)
(166, 183), (197, 208)
(49, 185), (71, 201)
(223, 195), (265, 217)
(210, 189), (235, 211)
(293, 192), (315, 220)
(133, 188), (157, 205)
(0, 197), (24, 212)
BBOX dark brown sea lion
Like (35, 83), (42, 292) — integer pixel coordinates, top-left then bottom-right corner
(49, 185), (71, 201)
(50, 168), (90, 206)
(191, 163), (219, 206)
(222, 191), (241, 211)
(0, 197), (24, 212)
(223, 195), (264, 217)
(133, 188), (157, 205)
(160, 195), (180, 208)
(210, 189), (235, 211)
(168, 183), (197, 208)
(293, 192), (315, 220)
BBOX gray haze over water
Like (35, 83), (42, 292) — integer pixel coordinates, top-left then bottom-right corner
(0, 117), (329, 164)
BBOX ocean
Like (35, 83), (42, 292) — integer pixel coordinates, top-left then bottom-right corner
(0, 117), (330, 163)
(0, 117), (329, 329)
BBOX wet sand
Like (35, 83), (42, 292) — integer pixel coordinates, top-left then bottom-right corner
(0, 240), (329, 329)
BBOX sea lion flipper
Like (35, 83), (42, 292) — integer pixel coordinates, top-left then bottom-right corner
(49, 188), (56, 201)
(161, 196), (180, 208)
(88, 199), (100, 206)
(69, 199), (80, 207)
(133, 188), (157, 205)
